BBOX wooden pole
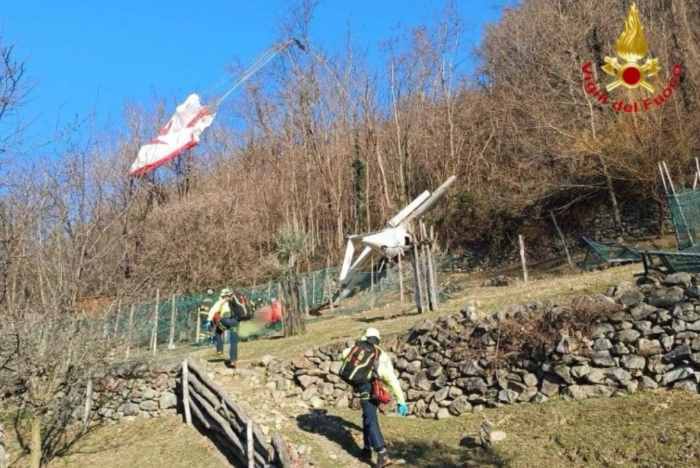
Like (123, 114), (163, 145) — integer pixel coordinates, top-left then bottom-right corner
(113, 299), (121, 338)
(151, 289), (160, 356)
(550, 211), (573, 268)
(302, 277), (310, 316)
(246, 421), (254, 468)
(82, 378), (93, 431)
(370, 257), (375, 308)
(519, 235), (529, 283)
(168, 294), (177, 350)
(411, 240), (425, 313)
(423, 223), (438, 310)
(398, 250), (405, 304)
(126, 304), (135, 359)
(182, 360), (192, 426)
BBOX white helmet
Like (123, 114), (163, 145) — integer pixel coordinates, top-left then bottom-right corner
(362, 327), (381, 341)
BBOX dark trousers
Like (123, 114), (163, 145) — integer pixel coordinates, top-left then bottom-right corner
(213, 318), (239, 362)
(357, 383), (385, 452)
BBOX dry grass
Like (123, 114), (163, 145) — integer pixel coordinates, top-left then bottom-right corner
(1, 416), (228, 468)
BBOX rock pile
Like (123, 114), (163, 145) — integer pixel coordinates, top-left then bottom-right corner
(269, 272), (700, 418)
(87, 360), (179, 423)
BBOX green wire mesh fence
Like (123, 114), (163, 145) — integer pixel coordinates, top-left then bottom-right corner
(101, 255), (451, 356)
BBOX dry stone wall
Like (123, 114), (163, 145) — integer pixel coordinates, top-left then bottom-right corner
(267, 272), (700, 418)
(85, 360), (179, 423)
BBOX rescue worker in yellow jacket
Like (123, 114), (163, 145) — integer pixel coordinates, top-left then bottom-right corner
(205, 288), (248, 368)
(341, 327), (408, 468)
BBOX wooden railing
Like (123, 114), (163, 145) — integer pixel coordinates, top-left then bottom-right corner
(181, 359), (294, 468)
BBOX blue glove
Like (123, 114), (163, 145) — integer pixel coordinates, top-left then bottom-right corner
(204, 320), (212, 329)
(397, 403), (409, 416)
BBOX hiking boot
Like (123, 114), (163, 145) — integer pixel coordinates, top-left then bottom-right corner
(374, 451), (395, 468)
(225, 360), (237, 369)
(359, 448), (372, 463)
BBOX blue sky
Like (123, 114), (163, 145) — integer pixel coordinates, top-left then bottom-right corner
(1, 1), (512, 150)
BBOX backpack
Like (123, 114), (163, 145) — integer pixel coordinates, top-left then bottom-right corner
(339, 340), (380, 386)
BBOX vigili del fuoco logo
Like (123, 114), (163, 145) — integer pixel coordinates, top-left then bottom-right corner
(581, 3), (682, 113)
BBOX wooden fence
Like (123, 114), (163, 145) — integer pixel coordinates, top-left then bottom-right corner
(180, 359), (294, 468)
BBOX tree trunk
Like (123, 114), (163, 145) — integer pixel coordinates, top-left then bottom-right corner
(282, 273), (306, 337)
(599, 156), (623, 236)
(30, 414), (41, 468)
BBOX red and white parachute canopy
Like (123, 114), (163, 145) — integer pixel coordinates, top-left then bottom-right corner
(129, 39), (305, 177)
(129, 94), (213, 176)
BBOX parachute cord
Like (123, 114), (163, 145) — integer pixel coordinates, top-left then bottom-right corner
(213, 40), (296, 108)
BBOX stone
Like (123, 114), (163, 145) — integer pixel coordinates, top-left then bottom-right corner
(436, 408), (451, 420)
(592, 351), (616, 367)
(448, 386), (464, 398)
(521, 373), (537, 387)
(428, 365), (443, 379)
(606, 367), (632, 386)
(571, 365), (591, 379)
(591, 323), (615, 339)
(620, 355), (645, 370)
(291, 357), (312, 370)
(139, 400), (158, 412)
(319, 361), (331, 373)
(415, 372), (432, 391)
(585, 369), (607, 385)
(301, 386), (318, 401)
(673, 380), (699, 393)
(662, 367), (694, 386)
(310, 397), (324, 409)
(460, 360), (485, 377)
(564, 385), (614, 400)
(661, 335), (675, 352)
(693, 338), (700, 352)
(554, 365), (574, 385)
(297, 375), (319, 389)
(613, 342), (630, 355)
(649, 287), (684, 308)
(656, 309), (673, 323)
(663, 272), (692, 288)
(330, 361), (342, 375)
(540, 377), (560, 397)
(448, 396), (471, 416)
(647, 356), (670, 375)
(692, 353), (700, 365)
(630, 303), (656, 320)
(671, 320), (687, 333)
(122, 403), (140, 416)
(638, 339), (662, 356)
(620, 290), (645, 307)
(159, 392), (177, 410)
(335, 396), (349, 409)
(639, 375), (659, 390)
(434, 387), (450, 403)
(556, 336), (573, 354)
(532, 393), (549, 404)
(617, 329), (641, 344)
(688, 321), (700, 332)
(457, 377), (488, 394)
(663, 344), (691, 363)
(320, 383), (335, 397)
(498, 389), (519, 404)
(635, 321), (653, 336)
(260, 354), (275, 367)
(414, 319), (435, 333)
(593, 338), (613, 351)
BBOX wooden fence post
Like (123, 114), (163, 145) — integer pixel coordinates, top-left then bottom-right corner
(302, 277), (310, 317)
(151, 289), (160, 356)
(411, 241), (425, 313)
(246, 421), (254, 468)
(398, 250), (405, 304)
(550, 211), (573, 268)
(519, 235), (529, 283)
(82, 378), (93, 431)
(182, 360), (192, 426)
(113, 300), (121, 339)
(126, 304), (135, 359)
(168, 294), (176, 350)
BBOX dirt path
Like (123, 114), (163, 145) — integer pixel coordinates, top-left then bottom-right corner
(197, 358), (368, 468)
